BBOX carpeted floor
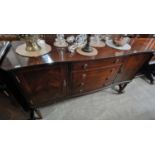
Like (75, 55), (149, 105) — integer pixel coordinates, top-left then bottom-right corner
(40, 78), (155, 120)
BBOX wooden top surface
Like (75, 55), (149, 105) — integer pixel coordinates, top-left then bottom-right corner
(0, 38), (155, 71)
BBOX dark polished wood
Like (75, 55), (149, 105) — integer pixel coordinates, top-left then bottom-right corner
(0, 37), (154, 108)
(13, 63), (67, 107)
(114, 54), (151, 83)
(71, 65), (121, 95)
(0, 38), (155, 71)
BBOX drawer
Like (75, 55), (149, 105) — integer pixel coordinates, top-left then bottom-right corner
(71, 57), (123, 72)
(71, 65), (120, 95)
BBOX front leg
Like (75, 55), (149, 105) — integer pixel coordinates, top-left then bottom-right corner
(112, 83), (129, 94)
(142, 64), (155, 84)
(29, 108), (43, 120)
(118, 83), (128, 94)
(145, 72), (154, 84)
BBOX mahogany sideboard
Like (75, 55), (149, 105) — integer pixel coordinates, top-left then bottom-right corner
(0, 38), (155, 110)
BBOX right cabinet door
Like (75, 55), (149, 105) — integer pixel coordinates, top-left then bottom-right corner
(114, 54), (150, 83)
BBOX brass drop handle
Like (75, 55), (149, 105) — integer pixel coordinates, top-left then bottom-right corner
(63, 79), (67, 87)
(83, 64), (88, 69)
(80, 89), (83, 93)
(114, 58), (120, 63)
(116, 59), (120, 63)
(82, 73), (87, 78)
(118, 65), (124, 73)
(80, 82), (85, 86)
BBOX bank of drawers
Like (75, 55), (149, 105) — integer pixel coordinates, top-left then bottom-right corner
(70, 58), (123, 95)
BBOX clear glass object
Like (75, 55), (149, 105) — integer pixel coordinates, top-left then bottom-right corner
(68, 34), (87, 53)
(75, 34), (87, 47)
(68, 44), (78, 53)
(66, 35), (75, 44)
(56, 34), (65, 42)
(54, 34), (68, 47)
(90, 34), (101, 44)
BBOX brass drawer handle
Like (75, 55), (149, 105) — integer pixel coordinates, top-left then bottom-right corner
(63, 79), (67, 87)
(83, 64), (88, 69)
(80, 89), (83, 93)
(114, 59), (120, 63)
(82, 73), (87, 78)
(80, 82), (85, 86)
(118, 65), (124, 73)
(110, 68), (115, 73)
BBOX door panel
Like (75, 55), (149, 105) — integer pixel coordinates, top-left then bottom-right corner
(13, 64), (67, 107)
(114, 54), (150, 83)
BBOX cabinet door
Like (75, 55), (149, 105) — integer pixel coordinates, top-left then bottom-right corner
(71, 65), (120, 96)
(114, 54), (150, 83)
(13, 64), (67, 107)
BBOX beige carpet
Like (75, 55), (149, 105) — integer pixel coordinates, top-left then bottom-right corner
(40, 78), (155, 120)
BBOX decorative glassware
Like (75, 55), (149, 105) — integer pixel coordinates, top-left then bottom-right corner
(100, 34), (106, 40)
(67, 34), (87, 53)
(66, 35), (75, 44)
(75, 34), (87, 47)
(90, 34), (100, 44)
(54, 34), (68, 47)
(68, 44), (78, 53)
(89, 34), (105, 48)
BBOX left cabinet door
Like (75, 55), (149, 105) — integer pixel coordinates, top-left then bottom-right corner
(13, 63), (68, 107)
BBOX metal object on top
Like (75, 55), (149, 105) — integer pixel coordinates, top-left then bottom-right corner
(82, 34), (93, 53)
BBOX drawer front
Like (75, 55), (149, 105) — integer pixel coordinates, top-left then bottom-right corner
(71, 57), (123, 72)
(71, 65), (120, 95)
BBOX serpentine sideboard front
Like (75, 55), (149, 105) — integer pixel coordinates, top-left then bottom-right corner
(0, 38), (155, 108)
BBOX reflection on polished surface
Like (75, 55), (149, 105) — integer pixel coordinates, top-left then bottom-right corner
(0, 38), (155, 71)
(41, 55), (54, 64)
